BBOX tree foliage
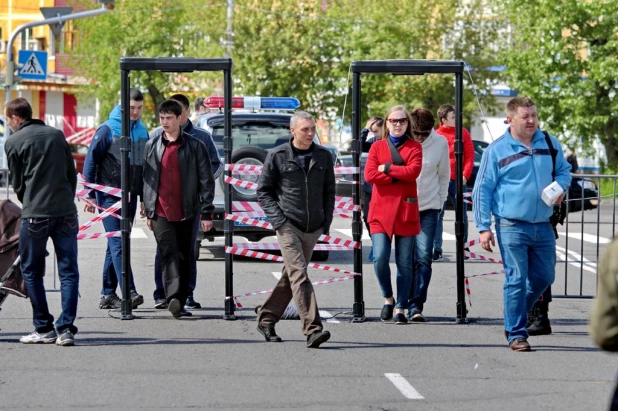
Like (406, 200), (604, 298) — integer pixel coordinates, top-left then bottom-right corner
(68, 0), (505, 130)
(496, 0), (618, 169)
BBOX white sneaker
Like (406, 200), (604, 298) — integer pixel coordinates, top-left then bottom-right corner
(20, 330), (57, 344)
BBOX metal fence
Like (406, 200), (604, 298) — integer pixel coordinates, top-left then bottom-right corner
(554, 173), (617, 298)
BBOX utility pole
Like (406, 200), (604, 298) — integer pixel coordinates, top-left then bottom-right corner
(223, 0), (234, 58)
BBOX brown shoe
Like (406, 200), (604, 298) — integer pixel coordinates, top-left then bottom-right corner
(509, 338), (531, 351)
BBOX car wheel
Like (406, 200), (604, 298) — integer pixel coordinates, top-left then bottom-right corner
(223, 146), (268, 202)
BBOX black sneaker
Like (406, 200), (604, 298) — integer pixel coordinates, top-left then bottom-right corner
(154, 298), (168, 309)
(432, 250), (443, 261)
(131, 291), (144, 309)
(257, 323), (282, 342)
(410, 311), (425, 323)
(56, 330), (75, 347)
(394, 313), (408, 324)
(185, 296), (202, 309)
(307, 330), (330, 348)
(179, 309), (193, 317)
(99, 293), (121, 309)
(380, 304), (394, 322)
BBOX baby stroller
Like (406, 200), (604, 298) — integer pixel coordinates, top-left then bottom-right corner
(0, 199), (27, 312)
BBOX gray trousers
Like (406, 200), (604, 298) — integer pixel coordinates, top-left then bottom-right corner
(257, 221), (323, 336)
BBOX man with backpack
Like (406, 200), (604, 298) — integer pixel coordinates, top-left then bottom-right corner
(472, 97), (571, 351)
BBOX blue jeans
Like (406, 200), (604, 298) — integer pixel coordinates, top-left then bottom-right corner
(97, 192), (138, 296)
(408, 209), (440, 313)
(495, 218), (555, 342)
(20, 215), (80, 334)
(154, 212), (200, 301)
(371, 233), (415, 310)
(434, 180), (468, 253)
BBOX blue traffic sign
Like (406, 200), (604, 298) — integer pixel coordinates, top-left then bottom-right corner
(18, 50), (48, 80)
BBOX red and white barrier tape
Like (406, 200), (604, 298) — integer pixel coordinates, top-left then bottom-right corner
(225, 214), (361, 248)
(77, 231), (121, 240)
(79, 200), (122, 231)
(465, 250), (503, 264)
(81, 197), (121, 220)
(77, 174), (122, 197)
(232, 242), (352, 251)
(225, 164), (359, 176)
(233, 198), (357, 212)
(464, 278), (472, 306)
(75, 188), (92, 198)
(336, 178), (359, 184)
(225, 176), (258, 190)
(225, 246), (360, 276)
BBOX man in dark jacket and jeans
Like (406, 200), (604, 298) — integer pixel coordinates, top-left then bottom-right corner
(149, 93), (222, 310)
(256, 111), (335, 348)
(4, 97), (80, 346)
(142, 99), (215, 319)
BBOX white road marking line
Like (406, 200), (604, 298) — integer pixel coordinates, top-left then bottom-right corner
(272, 271), (282, 280)
(384, 373), (424, 400)
(335, 228), (370, 240)
(558, 232), (611, 244)
(130, 228), (147, 239)
(555, 246), (597, 273)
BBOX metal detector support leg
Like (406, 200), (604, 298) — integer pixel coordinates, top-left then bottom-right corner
(120, 68), (134, 320)
(223, 68), (236, 320)
(351, 71), (365, 322)
(454, 71), (468, 324)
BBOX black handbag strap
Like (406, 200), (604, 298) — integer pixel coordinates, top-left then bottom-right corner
(386, 137), (406, 166)
(543, 130), (557, 180)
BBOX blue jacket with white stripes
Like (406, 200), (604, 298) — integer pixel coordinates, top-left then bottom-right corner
(472, 128), (572, 232)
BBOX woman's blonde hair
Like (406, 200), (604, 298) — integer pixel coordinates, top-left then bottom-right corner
(382, 105), (416, 141)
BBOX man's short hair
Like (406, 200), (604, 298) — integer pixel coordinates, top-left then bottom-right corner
(410, 108), (435, 131)
(5, 97), (33, 121)
(194, 97), (205, 112)
(170, 94), (190, 110)
(290, 111), (314, 128)
(437, 104), (454, 122)
(130, 88), (144, 102)
(158, 99), (183, 116)
(506, 96), (536, 117)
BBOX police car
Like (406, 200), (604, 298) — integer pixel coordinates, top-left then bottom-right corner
(197, 96), (330, 261)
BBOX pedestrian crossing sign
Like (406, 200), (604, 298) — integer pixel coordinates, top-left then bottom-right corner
(18, 50), (48, 80)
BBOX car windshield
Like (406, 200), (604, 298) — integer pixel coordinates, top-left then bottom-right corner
(210, 123), (293, 155)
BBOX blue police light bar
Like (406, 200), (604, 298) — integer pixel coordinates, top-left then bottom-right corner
(259, 97), (300, 110)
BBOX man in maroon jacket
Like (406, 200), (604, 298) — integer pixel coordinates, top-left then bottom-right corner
(433, 104), (475, 261)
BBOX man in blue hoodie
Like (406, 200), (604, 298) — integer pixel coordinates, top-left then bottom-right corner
(83, 88), (148, 310)
(473, 97), (571, 352)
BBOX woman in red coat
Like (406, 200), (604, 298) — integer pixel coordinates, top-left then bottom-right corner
(365, 105), (423, 324)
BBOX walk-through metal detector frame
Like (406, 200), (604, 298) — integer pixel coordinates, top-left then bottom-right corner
(119, 57), (233, 320)
(350, 60), (468, 323)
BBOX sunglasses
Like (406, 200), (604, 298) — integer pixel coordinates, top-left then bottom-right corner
(388, 118), (408, 126)
(413, 130), (432, 137)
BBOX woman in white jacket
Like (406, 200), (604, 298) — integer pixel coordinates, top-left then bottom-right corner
(407, 108), (450, 322)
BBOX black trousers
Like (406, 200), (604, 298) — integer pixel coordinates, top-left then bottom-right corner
(151, 215), (195, 306)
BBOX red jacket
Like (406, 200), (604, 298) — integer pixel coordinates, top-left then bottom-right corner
(364, 137), (423, 238)
(435, 125), (475, 181)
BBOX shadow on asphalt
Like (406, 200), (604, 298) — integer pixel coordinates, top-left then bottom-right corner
(318, 341), (600, 352)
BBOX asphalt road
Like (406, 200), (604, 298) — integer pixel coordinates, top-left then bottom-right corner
(0, 193), (615, 410)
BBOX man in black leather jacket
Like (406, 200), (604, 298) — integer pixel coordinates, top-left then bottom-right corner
(255, 111), (335, 348)
(142, 99), (215, 318)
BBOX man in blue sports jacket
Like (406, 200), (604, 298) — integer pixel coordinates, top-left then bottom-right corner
(148, 93), (222, 310)
(472, 96), (571, 352)
(83, 88), (148, 310)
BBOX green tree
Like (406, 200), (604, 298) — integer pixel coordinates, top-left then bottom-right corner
(497, 0), (618, 169)
(68, 0), (226, 127)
